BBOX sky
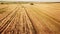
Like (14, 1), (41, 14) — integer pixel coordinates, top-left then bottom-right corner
(0, 0), (60, 2)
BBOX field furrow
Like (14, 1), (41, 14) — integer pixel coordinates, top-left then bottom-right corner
(0, 3), (60, 34)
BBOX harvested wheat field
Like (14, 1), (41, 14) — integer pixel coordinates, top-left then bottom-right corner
(0, 2), (60, 34)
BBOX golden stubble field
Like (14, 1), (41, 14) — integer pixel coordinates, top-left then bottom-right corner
(0, 2), (60, 34)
